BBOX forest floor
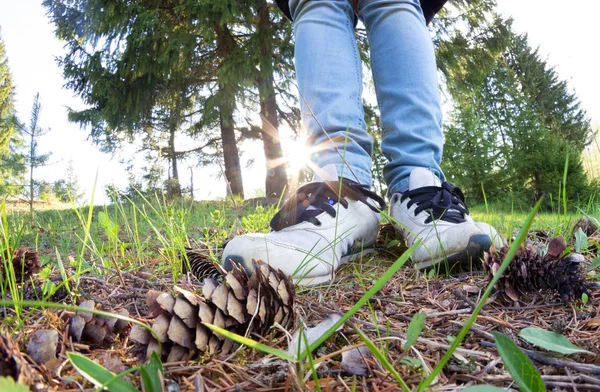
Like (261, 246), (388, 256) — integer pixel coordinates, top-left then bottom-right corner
(1, 197), (599, 391)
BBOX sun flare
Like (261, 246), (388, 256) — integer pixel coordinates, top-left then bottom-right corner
(286, 139), (312, 174)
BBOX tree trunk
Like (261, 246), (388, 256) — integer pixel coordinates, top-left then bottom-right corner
(189, 166), (194, 200)
(219, 110), (244, 197)
(215, 22), (244, 198)
(167, 120), (182, 198)
(257, 0), (288, 198)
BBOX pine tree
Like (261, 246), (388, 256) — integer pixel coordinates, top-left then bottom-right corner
(19, 94), (51, 220)
(0, 30), (25, 198)
(441, 17), (592, 206)
(43, 0), (298, 199)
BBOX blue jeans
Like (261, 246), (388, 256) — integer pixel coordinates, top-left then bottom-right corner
(289, 0), (445, 195)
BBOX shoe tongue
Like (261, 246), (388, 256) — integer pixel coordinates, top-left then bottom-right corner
(313, 164), (340, 182)
(408, 168), (441, 191)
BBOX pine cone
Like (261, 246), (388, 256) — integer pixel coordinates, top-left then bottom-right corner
(572, 217), (598, 237)
(182, 248), (222, 280)
(484, 236), (589, 303)
(68, 300), (130, 346)
(375, 223), (408, 259)
(130, 258), (295, 360)
(1, 247), (41, 282)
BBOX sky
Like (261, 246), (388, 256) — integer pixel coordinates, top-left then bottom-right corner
(0, 0), (598, 204)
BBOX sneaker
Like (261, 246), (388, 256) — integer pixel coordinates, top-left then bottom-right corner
(390, 168), (503, 270)
(222, 178), (385, 285)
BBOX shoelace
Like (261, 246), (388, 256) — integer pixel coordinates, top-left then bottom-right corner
(270, 179), (386, 231)
(400, 181), (468, 224)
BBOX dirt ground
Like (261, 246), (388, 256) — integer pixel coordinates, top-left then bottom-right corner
(2, 231), (599, 391)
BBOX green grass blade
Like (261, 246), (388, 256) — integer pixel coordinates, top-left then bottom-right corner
(67, 352), (139, 392)
(417, 197), (544, 392)
(204, 323), (297, 362)
(301, 326), (322, 392)
(494, 332), (545, 392)
(353, 325), (410, 392)
(563, 152), (569, 220)
(298, 240), (419, 362)
(140, 351), (164, 392)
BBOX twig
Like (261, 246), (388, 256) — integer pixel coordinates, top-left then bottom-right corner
(91, 263), (162, 289)
(480, 341), (600, 374)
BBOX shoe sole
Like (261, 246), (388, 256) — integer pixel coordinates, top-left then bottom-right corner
(223, 247), (376, 286)
(413, 234), (492, 271)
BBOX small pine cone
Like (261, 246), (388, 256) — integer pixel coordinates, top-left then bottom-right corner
(1, 247), (41, 282)
(375, 223), (408, 259)
(68, 300), (130, 346)
(182, 248), (222, 280)
(131, 259), (295, 360)
(484, 236), (589, 303)
(572, 217), (598, 237)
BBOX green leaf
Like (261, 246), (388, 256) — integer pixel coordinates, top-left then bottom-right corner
(140, 351), (164, 392)
(404, 312), (425, 350)
(494, 332), (545, 392)
(518, 327), (592, 355)
(386, 239), (400, 249)
(67, 352), (139, 392)
(574, 228), (589, 253)
(400, 356), (422, 368)
(582, 293), (589, 305)
(461, 386), (506, 392)
(0, 376), (31, 392)
(204, 323), (297, 362)
(588, 256), (600, 271)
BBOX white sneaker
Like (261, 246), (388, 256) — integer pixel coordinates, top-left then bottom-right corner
(390, 168), (503, 270)
(222, 179), (385, 285)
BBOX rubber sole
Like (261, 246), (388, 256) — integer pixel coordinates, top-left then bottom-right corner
(413, 233), (492, 271)
(222, 247), (376, 286)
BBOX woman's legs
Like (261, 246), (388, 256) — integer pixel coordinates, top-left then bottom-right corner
(359, 0), (444, 195)
(290, 0), (373, 185)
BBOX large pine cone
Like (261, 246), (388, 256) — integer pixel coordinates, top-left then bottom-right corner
(1, 247), (41, 282)
(484, 236), (589, 303)
(130, 257), (295, 360)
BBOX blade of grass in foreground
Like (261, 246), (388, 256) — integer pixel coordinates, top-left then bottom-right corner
(297, 240), (420, 362)
(204, 323), (297, 362)
(353, 325), (410, 392)
(416, 197), (544, 392)
(67, 352), (139, 392)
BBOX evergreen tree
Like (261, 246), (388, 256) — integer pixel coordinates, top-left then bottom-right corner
(441, 18), (592, 206)
(43, 0), (298, 199)
(19, 94), (51, 220)
(0, 28), (14, 152)
(0, 30), (25, 197)
(52, 159), (83, 203)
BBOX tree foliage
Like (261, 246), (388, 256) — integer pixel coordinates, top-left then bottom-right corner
(441, 16), (592, 206)
(43, 0), (297, 199)
(0, 30), (26, 198)
(19, 94), (52, 219)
